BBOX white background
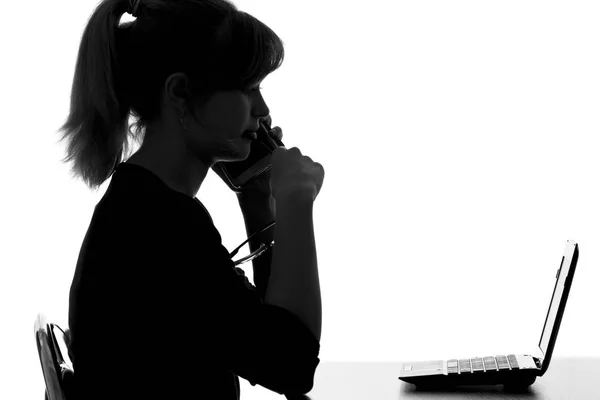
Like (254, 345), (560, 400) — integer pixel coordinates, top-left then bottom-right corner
(2, 0), (599, 399)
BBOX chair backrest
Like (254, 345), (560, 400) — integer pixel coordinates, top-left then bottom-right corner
(34, 313), (74, 400)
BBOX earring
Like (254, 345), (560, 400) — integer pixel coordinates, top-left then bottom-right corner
(180, 109), (187, 131)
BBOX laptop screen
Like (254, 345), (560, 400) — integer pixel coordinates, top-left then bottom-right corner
(538, 241), (578, 361)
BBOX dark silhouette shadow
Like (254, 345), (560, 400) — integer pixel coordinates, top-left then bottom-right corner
(401, 382), (538, 397)
(285, 395), (312, 400)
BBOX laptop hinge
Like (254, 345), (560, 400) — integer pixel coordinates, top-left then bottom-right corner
(530, 347), (544, 369)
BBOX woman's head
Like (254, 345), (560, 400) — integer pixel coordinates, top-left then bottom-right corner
(57, 0), (284, 191)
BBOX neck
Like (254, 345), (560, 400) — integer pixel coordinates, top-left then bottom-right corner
(127, 144), (209, 199)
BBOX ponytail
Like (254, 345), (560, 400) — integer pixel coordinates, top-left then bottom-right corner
(57, 0), (133, 191)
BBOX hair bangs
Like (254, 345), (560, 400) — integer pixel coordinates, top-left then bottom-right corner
(219, 10), (285, 90)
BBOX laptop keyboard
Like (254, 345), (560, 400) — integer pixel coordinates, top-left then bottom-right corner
(447, 355), (519, 374)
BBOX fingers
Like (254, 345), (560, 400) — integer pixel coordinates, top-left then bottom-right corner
(269, 126), (283, 140)
(262, 115), (282, 139)
(262, 115), (273, 128)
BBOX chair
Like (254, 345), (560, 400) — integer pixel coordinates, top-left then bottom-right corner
(34, 313), (74, 400)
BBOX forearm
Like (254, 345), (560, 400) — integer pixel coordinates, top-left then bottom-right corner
(264, 199), (322, 342)
(237, 193), (276, 300)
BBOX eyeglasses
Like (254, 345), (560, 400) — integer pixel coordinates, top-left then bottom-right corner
(229, 220), (276, 266)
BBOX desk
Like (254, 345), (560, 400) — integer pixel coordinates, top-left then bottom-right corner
(278, 358), (600, 400)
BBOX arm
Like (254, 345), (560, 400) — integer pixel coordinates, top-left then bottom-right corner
(155, 195), (320, 395)
(236, 192), (321, 394)
(237, 192), (275, 300)
(264, 197), (322, 343)
(237, 193), (324, 342)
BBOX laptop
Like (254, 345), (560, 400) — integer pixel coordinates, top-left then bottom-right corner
(398, 240), (579, 389)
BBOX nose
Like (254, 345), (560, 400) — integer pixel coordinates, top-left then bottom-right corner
(254, 94), (270, 123)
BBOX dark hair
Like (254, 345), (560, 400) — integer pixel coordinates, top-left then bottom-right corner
(56, 0), (285, 191)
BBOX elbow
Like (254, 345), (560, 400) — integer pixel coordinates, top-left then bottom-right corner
(275, 371), (316, 396)
(290, 367), (317, 394)
(278, 357), (320, 395)
(294, 373), (316, 395)
(259, 356), (319, 396)
(245, 361), (318, 395)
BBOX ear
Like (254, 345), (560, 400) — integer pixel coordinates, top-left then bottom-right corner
(164, 72), (192, 110)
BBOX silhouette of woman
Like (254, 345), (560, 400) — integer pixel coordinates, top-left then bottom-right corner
(57, 1), (323, 399)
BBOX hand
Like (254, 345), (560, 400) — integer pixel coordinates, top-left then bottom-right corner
(236, 115), (283, 198)
(271, 146), (325, 203)
(210, 115), (282, 196)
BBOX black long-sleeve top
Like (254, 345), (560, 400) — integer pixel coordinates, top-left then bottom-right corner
(67, 162), (320, 400)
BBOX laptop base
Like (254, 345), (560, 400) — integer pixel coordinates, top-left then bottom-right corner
(399, 366), (539, 389)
